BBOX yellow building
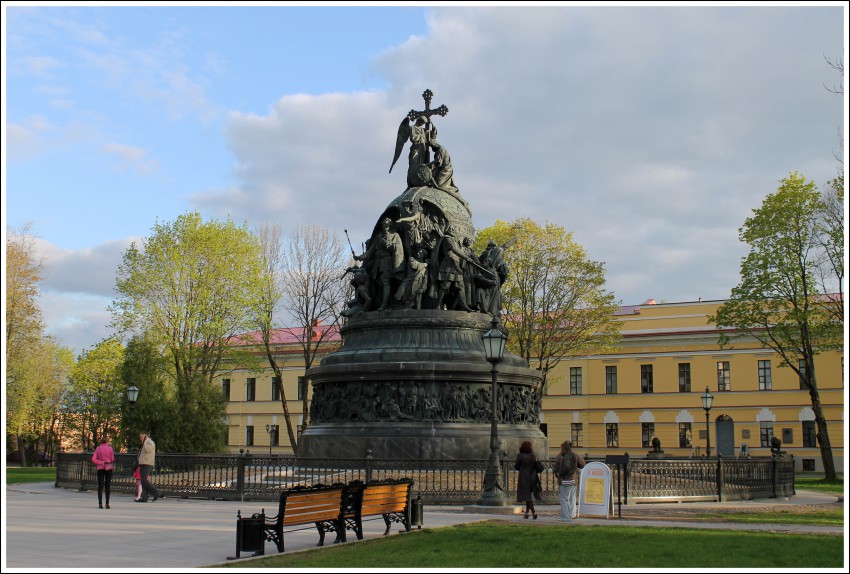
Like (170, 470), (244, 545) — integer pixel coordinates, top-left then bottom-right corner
(219, 326), (340, 455)
(540, 299), (844, 472)
(218, 300), (844, 472)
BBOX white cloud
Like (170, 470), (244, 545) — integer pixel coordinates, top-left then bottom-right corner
(101, 142), (159, 174)
(30, 236), (138, 355)
(7, 115), (54, 159)
(22, 55), (61, 77)
(54, 16), (110, 47)
(195, 7), (842, 309)
(35, 236), (136, 297)
(39, 291), (116, 356)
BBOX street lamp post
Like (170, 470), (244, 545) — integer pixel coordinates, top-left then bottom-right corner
(701, 386), (714, 458)
(265, 424), (274, 456)
(477, 315), (509, 506)
(127, 383), (139, 452)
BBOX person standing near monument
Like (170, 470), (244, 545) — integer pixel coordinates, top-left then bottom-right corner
(91, 435), (115, 509)
(136, 432), (162, 503)
(555, 439), (585, 522)
(515, 441), (544, 519)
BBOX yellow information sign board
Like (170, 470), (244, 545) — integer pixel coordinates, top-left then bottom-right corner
(577, 461), (612, 518)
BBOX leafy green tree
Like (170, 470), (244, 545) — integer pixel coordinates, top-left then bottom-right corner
(474, 218), (621, 394)
(63, 338), (125, 451)
(8, 337), (73, 464)
(6, 223), (43, 359)
(120, 332), (177, 452)
(111, 212), (264, 452)
(711, 172), (840, 480)
(6, 223), (72, 465)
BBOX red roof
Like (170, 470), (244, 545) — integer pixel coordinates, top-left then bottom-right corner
(232, 324), (341, 346)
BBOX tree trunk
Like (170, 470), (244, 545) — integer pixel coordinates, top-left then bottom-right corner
(808, 383), (837, 481)
(16, 435), (29, 467)
(267, 354), (299, 452)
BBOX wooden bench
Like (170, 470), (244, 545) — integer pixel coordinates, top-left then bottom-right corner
(233, 483), (347, 558)
(341, 478), (414, 541)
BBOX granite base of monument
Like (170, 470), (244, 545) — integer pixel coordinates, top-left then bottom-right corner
(299, 421), (545, 460)
(299, 309), (548, 460)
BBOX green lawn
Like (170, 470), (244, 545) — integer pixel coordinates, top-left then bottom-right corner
(692, 507), (843, 526)
(6, 466), (56, 484)
(795, 476), (844, 494)
(211, 523), (844, 568)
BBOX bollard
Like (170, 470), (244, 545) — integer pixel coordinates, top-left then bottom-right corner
(410, 494), (424, 529)
(365, 449), (374, 483)
(79, 457), (87, 492)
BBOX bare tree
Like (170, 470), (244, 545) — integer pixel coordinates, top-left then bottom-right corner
(816, 52), (844, 329)
(815, 176), (843, 328)
(279, 225), (349, 439)
(823, 53), (844, 96)
(253, 223), (299, 451)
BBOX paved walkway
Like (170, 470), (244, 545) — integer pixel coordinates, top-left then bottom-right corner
(3, 482), (843, 569)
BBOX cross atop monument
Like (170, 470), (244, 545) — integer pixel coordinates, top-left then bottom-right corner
(407, 89), (448, 123)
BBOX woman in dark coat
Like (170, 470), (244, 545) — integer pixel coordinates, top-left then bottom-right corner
(514, 441), (543, 519)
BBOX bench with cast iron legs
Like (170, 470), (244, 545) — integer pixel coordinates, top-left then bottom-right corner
(341, 478), (414, 541)
(232, 482), (347, 558)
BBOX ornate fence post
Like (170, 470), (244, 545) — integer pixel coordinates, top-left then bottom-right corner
(623, 453), (630, 505)
(79, 453), (88, 492)
(782, 454), (797, 496)
(771, 455), (778, 498)
(365, 449), (374, 483)
(716, 456), (725, 502)
(55, 451), (62, 488)
(237, 449), (246, 502)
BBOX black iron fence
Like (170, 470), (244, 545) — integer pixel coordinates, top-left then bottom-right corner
(56, 452), (794, 505)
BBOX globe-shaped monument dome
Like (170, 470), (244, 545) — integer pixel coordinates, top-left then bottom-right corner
(372, 185), (474, 244)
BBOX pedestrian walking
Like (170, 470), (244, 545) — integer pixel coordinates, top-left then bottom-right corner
(515, 441), (544, 519)
(135, 432), (162, 503)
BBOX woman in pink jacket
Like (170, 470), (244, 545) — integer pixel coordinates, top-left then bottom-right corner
(91, 436), (115, 509)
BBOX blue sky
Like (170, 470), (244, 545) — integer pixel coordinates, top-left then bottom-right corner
(4, 2), (847, 356)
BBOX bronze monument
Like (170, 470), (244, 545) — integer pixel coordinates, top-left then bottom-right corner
(298, 90), (548, 460)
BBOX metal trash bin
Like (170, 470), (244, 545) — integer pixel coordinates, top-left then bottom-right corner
(410, 495), (424, 529)
(234, 511), (265, 558)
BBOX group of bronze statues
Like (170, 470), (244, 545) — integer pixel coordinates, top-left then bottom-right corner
(310, 380), (542, 425)
(342, 89), (510, 317)
(344, 210), (509, 316)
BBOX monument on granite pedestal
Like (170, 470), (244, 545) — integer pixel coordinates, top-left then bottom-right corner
(647, 436), (666, 459)
(298, 90), (548, 460)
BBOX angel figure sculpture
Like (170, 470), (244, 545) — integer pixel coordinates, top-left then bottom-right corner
(390, 115), (437, 189)
(389, 89), (449, 190)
